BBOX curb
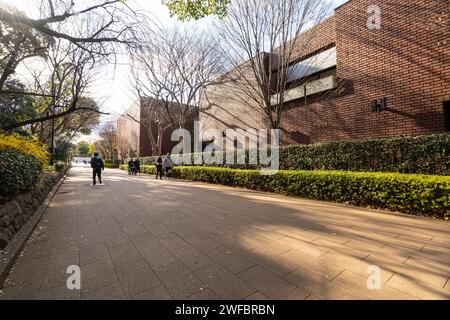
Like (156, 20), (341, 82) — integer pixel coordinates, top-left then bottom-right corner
(0, 168), (71, 288)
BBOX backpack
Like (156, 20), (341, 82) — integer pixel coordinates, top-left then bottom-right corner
(91, 157), (103, 170)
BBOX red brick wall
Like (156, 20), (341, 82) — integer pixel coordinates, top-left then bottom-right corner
(200, 0), (450, 145)
(283, 0), (450, 144)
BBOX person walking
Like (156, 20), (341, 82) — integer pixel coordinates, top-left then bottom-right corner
(164, 153), (173, 178)
(155, 156), (163, 180)
(91, 152), (105, 186)
(128, 158), (134, 175)
(134, 158), (141, 175)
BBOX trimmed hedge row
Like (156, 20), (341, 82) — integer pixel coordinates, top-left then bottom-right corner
(121, 165), (450, 218)
(105, 164), (120, 169)
(105, 160), (121, 166)
(134, 133), (450, 175)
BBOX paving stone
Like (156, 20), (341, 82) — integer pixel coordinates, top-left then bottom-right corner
(168, 244), (215, 271)
(207, 246), (256, 274)
(239, 266), (310, 300)
(187, 288), (220, 300)
(80, 258), (119, 294)
(387, 274), (450, 300)
(38, 284), (81, 300)
(131, 285), (173, 300)
(81, 282), (125, 300)
(115, 260), (161, 297)
(244, 292), (269, 300)
(155, 261), (206, 299)
(279, 249), (344, 280)
(195, 263), (255, 299)
(79, 242), (110, 266)
(137, 241), (178, 270)
(331, 270), (418, 300)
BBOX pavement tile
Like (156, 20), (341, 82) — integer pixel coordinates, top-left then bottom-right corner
(195, 263), (255, 299)
(115, 260), (161, 297)
(387, 274), (450, 300)
(207, 246), (256, 274)
(81, 282), (125, 300)
(279, 249), (344, 280)
(155, 261), (206, 299)
(238, 266), (310, 300)
(130, 285), (173, 300)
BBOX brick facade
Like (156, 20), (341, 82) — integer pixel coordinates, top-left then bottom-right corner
(199, 0), (450, 145)
(117, 98), (196, 158)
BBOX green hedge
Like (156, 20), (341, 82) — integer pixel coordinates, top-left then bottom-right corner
(105, 160), (121, 166)
(105, 164), (120, 169)
(135, 134), (450, 175)
(0, 149), (42, 197)
(121, 165), (450, 218)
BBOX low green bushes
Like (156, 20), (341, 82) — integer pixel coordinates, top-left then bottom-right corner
(135, 133), (450, 175)
(0, 133), (49, 198)
(105, 159), (121, 166)
(105, 164), (120, 169)
(0, 149), (43, 197)
(121, 165), (450, 218)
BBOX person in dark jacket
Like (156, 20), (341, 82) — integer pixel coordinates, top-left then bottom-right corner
(155, 156), (163, 180)
(128, 158), (134, 175)
(91, 153), (105, 186)
(134, 158), (141, 175)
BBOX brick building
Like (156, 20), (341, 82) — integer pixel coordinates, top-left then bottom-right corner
(117, 97), (196, 158)
(199, 0), (450, 145)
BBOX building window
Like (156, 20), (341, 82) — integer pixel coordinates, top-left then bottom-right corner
(287, 46), (337, 83)
(270, 47), (337, 106)
(444, 101), (450, 132)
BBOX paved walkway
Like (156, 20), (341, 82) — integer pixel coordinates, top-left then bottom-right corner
(1, 165), (450, 300)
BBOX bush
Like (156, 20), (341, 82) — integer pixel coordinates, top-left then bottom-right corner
(105, 164), (120, 169)
(0, 133), (49, 166)
(0, 149), (42, 197)
(0, 133), (49, 197)
(54, 161), (66, 172)
(105, 159), (121, 166)
(121, 165), (450, 218)
(136, 134), (450, 175)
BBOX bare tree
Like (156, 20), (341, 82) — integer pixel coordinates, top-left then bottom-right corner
(0, 0), (146, 54)
(215, 0), (333, 130)
(132, 26), (225, 131)
(1, 36), (107, 131)
(95, 122), (118, 160)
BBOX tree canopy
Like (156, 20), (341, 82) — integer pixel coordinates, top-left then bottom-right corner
(162, 0), (230, 21)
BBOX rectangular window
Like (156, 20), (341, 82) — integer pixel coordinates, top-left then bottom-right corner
(444, 101), (450, 132)
(287, 47), (337, 83)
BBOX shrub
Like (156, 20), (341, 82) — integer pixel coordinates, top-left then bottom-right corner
(105, 164), (120, 169)
(0, 133), (49, 166)
(0, 133), (49, 197)
(121, 165), (450, 218)
(105, 159), (121, 166)
(0, 149), (42, 197)
(54, 161), (66, 172)
(136, 134), (450, 175)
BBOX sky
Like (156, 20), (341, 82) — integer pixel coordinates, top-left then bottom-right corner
(3, 0), (349, 141)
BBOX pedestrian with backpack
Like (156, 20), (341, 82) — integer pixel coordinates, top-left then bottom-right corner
(155, 156), (163, 180)
(91, 152), (105, 186)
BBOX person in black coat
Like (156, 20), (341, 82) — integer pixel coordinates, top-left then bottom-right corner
(134, 158), (141, 175)
(155, 156), (163, 180)
(91, 153), (105, 186)
(128, 158), (134, 175)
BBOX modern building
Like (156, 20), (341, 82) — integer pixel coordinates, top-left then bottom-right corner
(199, 0), (450, 145)
(117, 97), (196, 158)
